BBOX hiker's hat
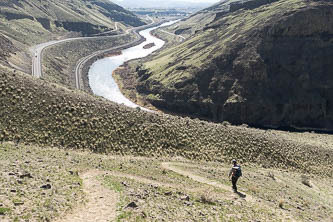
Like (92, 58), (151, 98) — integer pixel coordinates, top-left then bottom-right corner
(232, 159), (237, 163)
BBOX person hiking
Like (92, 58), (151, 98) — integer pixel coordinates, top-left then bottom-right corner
(228, 159), (242, 192)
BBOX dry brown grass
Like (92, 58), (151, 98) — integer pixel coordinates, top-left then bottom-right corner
(199, 191), (217, 205)
(278, 199), (285, 209)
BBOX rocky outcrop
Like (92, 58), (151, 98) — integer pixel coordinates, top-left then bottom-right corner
(137, 0), (333, 130)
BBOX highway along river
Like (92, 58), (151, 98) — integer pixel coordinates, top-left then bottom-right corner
(88, 20), (179, 111)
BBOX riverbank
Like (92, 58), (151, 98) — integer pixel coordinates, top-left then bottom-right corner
(112, 61), (157, 111)
(87, 20), (179, 109)
(80, 36), (146, 94)
(112, 25), (184, 112)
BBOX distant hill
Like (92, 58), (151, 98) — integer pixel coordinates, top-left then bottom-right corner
(111, 0), (216, 9)
(135, 0), (333, 130)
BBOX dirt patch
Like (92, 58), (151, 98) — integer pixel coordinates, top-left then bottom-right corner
(54, 170), (118, 222)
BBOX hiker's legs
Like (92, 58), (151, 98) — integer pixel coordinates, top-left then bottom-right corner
(232, 176), (238, 192)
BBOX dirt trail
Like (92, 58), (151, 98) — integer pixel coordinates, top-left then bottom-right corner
(161, 162), (297, 222)
(106, 171), (207, 193)
(160, 162), (252, 199)
(54, 170), (118, 222)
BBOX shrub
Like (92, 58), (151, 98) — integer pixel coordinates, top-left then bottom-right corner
(278, 199), (284, 209)
(0, 207), (11, 215)
(267, 171), (275, 180)
(301, 175), (312, 187)
(199, 192), (216, 205)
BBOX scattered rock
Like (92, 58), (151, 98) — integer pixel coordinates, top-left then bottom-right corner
(40, 184), (52, 189)
(164, 191), (172, 196)
(13, 201), (24, 206)
(297, 206), (304, 211)
(19, 173), (32, 179)
(149, 184), (158, 189)
(69, 170), (79, 176)
(121, 181), (128, 187)
(125, 201), (138, 209)
(141, 211), (147, 218)
(184, 201), (193, 206)
(180, 195), (190, 201)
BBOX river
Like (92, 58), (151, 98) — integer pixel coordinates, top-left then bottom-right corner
(88, 20), (179, 111)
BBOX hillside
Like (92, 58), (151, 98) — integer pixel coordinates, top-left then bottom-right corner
(0, 0), (145, 70)
(134, 0), (333, 130)
(0, 0), (144, 40)
(0, 64), (333, 220)
(1, 142), (333, 221)
(0, 66), (332, 175)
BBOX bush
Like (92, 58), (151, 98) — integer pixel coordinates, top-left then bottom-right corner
(267, 171), (275, 180)
(199, 192), (216, 205)
(0, 207), (11, 215)
(301, 175), (312, 187)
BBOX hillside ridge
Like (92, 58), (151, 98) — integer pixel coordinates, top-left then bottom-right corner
(133, 0), (333, 130)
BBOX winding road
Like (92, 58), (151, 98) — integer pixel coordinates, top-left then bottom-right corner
(30, 30), (128, 78)
(30, 16), (156, 80)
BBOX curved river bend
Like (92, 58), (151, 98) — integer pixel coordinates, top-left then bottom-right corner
(88, 21), (178, 111)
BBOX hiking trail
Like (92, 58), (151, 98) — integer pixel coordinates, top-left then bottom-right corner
(161, 162), (297, 222)
(54, 170), (118, 222)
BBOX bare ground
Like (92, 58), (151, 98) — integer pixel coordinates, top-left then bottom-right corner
(54, 170), (118, 222)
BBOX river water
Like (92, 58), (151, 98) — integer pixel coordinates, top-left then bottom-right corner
(88, 21), (178, 111)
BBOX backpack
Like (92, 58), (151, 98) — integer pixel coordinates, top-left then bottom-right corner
(233, 166), (242, 178)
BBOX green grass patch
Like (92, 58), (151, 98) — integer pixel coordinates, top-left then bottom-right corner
(0, 208), (11, 215)
(104, 176), (124, 193)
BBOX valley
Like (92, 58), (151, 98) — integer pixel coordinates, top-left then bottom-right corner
(130, 0), (333, 130)
(0, 0), (333, 221)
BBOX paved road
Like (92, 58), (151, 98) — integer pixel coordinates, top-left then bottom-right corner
(30, 15), (184, 91)
(30, 16), (155, 79)
(30, 33), (129, 78)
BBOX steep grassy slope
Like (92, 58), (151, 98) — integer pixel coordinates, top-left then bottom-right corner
(0, 67), (332, 176)
(0, 0), (145, 54)
(0, 0), (144, 40)
(135, 0), (333, 130)
(0, 0), (145, 75)
(0, 34), (17, 65)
